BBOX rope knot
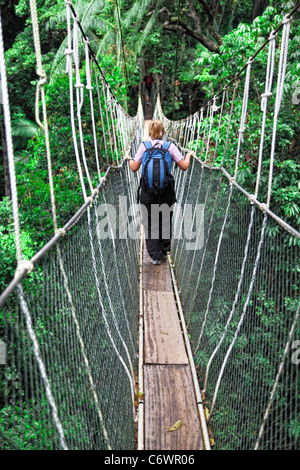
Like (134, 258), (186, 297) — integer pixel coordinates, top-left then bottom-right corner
(282, 14), (292, 25)
(16, 260), (34, 275)
(212, 96), (219, 112)
(261, 91), (272, 99)
(261, 91), (272, 111)
(234, 78), (240, 89)
(92, 188), (99, 198)
(269, 30), (277, 40)
(64, 48), (73, 56)
(36, 69), (46, 85)
(55, 228), (67, 237)
(248, 194), (256, 205)
(85, 196), (93, 205)
(259, 202), (268, 212)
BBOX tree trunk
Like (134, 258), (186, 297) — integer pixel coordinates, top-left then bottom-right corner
(253, 0), (266, 20)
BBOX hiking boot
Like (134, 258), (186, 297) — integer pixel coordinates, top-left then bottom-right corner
(151, 259), (161, 265)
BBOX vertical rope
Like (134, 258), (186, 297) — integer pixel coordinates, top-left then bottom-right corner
(17, 284), (68, 449)
(222, 81), (238, 167)
(84, 39), (101, 182)
(94, 69), (109, 164)
(65, 0), (87, 200)
(255, 30), (276, 199)
(87, 205), (136, 420)
(213, 89), (226, 164)
(194, 183), (234, 354)
(205, 96), (217, 164)
(0, 12), (22, 263)
(208, 213), (268, 421)
(29, 0), (58, 232)
(72, 13), (94, 194)
(203, 204), (256, 391)
(254, 300), (300, 449)
(100, 73), (114, 163)
(266, 15), (291, 208)
(107, 88), (118, 165)
(234, 59), (252, 180)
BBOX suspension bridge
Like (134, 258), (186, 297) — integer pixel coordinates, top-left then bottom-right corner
(0, 0), (299, 451)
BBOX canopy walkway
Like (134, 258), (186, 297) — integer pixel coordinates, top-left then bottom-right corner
(139, 119), (208, 450)
(0, 0), (299, 451)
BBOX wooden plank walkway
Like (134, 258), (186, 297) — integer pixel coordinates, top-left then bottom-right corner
(142, 245), (205, 450)
(139, 115), (206, 451)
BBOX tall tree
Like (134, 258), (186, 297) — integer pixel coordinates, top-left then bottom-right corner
(253, 0), (266, 20)
(160, 0), (223, 53)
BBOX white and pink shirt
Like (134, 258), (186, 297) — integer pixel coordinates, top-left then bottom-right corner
(134, 140), (184, 164)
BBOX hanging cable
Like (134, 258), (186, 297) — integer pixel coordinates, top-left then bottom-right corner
(0, 11), (22, 264)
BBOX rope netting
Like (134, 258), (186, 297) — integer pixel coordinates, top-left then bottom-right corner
(0, 0), (143, 450)
(1, 0), (300, 452)
(153, 8), (300, 450)
(0, 165), (141, 450)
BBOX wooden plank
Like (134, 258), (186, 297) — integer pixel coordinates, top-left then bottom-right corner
(144, 290), (188, 365)
(144, 365), (204, 450)
(143, 247), (173, 292)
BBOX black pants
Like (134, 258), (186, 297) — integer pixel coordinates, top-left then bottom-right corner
(140, 188), (174, 261)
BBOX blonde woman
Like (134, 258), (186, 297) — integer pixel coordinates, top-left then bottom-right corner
(126, 119), (194, 265)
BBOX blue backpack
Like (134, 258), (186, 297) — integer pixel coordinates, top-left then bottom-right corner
(141, 141), (173, 193)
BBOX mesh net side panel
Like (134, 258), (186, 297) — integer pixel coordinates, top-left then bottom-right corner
(172, 161), (300, 450)
(0, 165), (139, 450)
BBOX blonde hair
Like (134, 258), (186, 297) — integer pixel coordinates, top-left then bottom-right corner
(148, 120), (165, 140)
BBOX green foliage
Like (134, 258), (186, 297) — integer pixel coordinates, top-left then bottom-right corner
(190, 7), (300, 228)
(5, 0), (67, 119)
(0, 198), (36, 291)
(1, 0), (300, 451)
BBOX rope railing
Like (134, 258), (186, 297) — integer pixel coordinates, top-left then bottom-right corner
(0, 0), (143, 450)
(153, 5), (300, 450)
(1, 0), (299, 451)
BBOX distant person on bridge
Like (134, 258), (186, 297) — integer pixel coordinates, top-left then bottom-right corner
(143, 72), (154, 106)
(126, 119), (194, 265)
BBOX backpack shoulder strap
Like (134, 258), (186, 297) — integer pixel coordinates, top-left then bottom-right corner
(143, 141), (152, 150)
(162, 141), (171, 151)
